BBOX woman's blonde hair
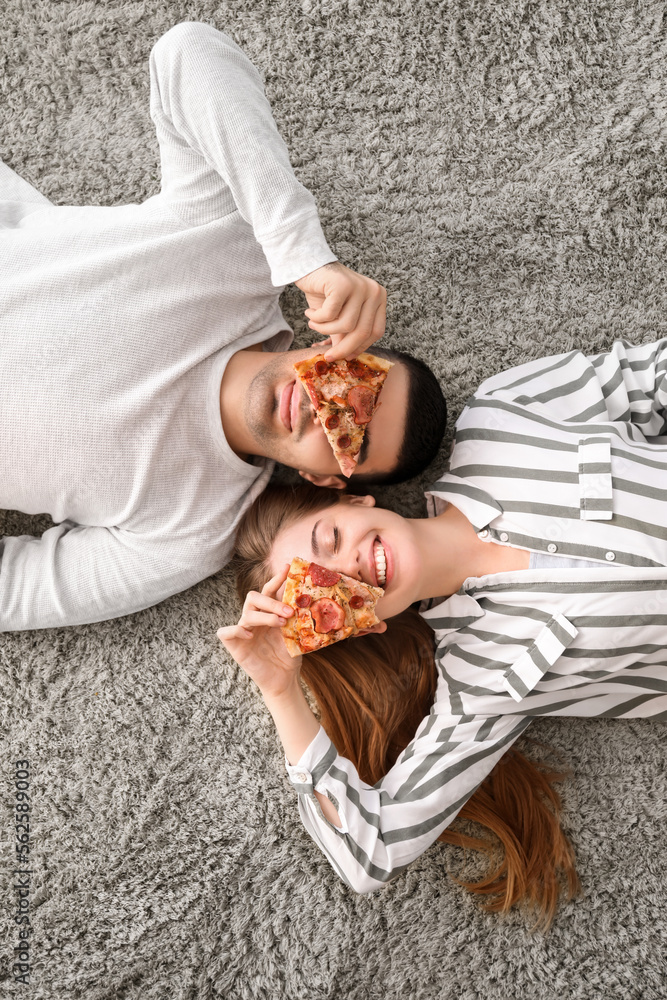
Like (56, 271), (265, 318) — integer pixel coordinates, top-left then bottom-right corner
(235, 482), (580, 929)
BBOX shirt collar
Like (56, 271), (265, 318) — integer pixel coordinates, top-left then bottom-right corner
(424, 471), (504, 531)
(419, 590), (484, 634)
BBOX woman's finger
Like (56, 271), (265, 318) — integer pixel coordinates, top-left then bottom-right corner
(243, 589), (293, 619)
(217, 624), (253, 642)
(261, 565), (291, 598)
(238, 609), (289, 629)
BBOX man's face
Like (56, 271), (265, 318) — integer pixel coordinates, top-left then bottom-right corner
(243, 348), (409, 485)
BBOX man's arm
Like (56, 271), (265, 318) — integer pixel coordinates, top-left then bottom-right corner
(149, 22), (387, 358)
(148, 22), (337, 288)
(0, 522), (208, 631)
(473, 338), (667, 434)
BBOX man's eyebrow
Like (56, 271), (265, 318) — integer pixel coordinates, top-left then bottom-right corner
(311, 520), (321, 557)
(358, 427), (371, 466)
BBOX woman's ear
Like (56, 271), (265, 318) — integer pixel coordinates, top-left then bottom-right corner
(341, 493), (376, 508)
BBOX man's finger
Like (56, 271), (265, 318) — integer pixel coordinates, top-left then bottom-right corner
(309, 299), (365, 340)
(306, 289), (349, 324)
(371, 293), (386, 342)
(322, 299), (381, 360)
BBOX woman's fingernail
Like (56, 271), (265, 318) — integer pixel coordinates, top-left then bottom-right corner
(282, 606), (292, 616)
(278, 618), (286, 626)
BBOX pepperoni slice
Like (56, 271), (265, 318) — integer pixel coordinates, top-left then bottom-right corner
(296, 594), (312, 608)
(310, 598), (345, 633)
(299, 633), (321, 652)
(302, 379), (321, 410)
(325, 413), (340, 430)
(348, 385), (376, 425)
(337, 434), (351, 450)
(307, 563), (341, 587)
(315, 360), (330, 376)
(349, 595), (365, 609)
(347, 359), (368, 378)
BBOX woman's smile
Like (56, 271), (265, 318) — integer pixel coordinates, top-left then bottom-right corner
(372, 536), (392, 587)
(269, 496), (425, 620)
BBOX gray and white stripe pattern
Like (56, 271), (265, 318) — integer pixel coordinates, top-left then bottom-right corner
(286, 340), (667, 893)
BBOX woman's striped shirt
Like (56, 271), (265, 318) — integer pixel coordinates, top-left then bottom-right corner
(285, 339), (667, 893)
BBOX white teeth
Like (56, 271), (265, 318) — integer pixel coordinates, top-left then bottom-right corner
(373, 539), (387, 586)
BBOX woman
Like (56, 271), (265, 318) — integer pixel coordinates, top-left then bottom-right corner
(217, 339), (667, 928)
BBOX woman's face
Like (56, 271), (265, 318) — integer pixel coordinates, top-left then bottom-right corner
(268, 496), (423, 620)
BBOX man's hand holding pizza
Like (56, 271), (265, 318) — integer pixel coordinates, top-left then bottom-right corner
(294, 261), (387, 361)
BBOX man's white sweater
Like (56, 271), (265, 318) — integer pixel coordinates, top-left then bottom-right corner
(0, 22), (336, 631)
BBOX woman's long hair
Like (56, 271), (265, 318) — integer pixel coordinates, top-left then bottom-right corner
(235, 482), (580, 929)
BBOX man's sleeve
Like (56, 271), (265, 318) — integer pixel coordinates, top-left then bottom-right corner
(473, 339), (667, 435)
(0, 522), (210, 631)
(283, 704), (531, 893)
(148, 22), (337, 287)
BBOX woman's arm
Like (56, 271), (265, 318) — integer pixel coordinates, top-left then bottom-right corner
(473, 338), (667, 434)
(262, 684), (343, 828)
(218, 581), (531, 893)
(216, 571), (342, 826)
(285, 707), (531, 893)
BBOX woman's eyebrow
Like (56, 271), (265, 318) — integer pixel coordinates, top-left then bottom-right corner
(311, 520), (321, 557)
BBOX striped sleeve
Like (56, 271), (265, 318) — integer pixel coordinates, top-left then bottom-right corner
(284, 705), (531, 893)
(473, 339), (667, 434)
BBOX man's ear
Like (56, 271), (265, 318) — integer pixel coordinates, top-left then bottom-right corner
(341, 493), (376, 508)
(298, 470), (347, 489)
(352, 621), (387, 638)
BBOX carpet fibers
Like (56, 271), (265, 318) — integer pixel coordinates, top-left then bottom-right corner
(1, 2), (666, 998)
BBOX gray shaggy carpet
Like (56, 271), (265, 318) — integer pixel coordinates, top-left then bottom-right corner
(1, 1), (666, 998)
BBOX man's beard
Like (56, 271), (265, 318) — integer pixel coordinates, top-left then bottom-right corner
(244, 355), (308, 455)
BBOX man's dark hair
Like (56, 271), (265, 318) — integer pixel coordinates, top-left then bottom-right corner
(352, 347), (447, 486)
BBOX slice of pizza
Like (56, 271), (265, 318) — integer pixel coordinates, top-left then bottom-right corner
(280, 557), (384, 657)
(293, 352), (394, 477)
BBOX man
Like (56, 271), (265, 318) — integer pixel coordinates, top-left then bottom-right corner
(0, 23), (446, 631)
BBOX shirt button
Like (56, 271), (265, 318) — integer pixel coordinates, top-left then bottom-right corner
(499, 532), (509, 542)
(605, 551), (616, 561)
(295, 772), (309, 783)
(547, 543), (558, 553)
(478, 529), (489, 539)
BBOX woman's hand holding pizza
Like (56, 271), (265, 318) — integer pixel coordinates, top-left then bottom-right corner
(294, 261), (387, 361)
(216, 566), (302, 699)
